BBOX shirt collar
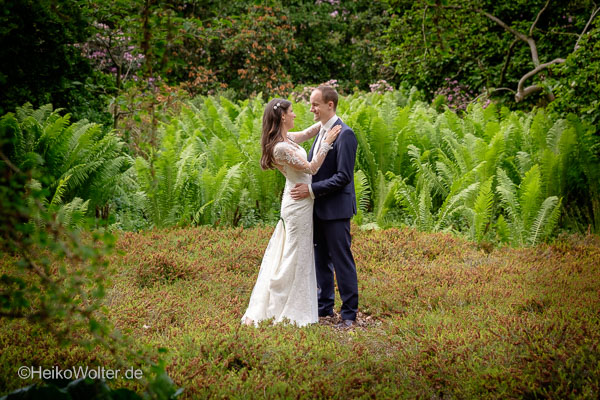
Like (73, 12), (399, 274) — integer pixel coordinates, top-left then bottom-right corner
(321, 114), (338, 131)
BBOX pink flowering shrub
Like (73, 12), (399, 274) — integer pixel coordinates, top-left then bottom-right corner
(291, 79), (339, 103)
(433, 78), (491, 112)
(315, 0), (341, 5)
(74, 22), (144, 86)
(433, 78), (473, 111)
(369, 79), (394, 94)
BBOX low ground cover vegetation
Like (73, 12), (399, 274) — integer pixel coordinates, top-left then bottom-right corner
(1, 225), (598, 398)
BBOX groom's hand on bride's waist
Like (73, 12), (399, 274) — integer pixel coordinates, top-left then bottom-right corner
(291, 183), (310, 200)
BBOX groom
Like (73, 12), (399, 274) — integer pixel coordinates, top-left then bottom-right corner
(290, 85), (359, 329)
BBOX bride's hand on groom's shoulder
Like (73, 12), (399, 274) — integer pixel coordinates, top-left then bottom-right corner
(324, 125), (342, 145)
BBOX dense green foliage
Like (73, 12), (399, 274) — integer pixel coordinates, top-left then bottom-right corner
(4, 1), (596, 112)
(117, 92), (598, 244)
(0, 121), (180, 398)
(383, 0), (596, 105)
(3, 93), (597, 243)
(81, 0), (390, 97)
(0, 104), (132, 226)
(133, 96), (283, 229)
(3, 225), (599, 398)
(0, 0), (114, 124)
(550, 18), (600, 128)
(2, 2), (599, 397)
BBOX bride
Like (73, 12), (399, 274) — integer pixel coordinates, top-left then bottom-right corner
(241, 98), (340, 327)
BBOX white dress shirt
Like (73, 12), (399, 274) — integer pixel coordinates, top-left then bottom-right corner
(309, 114), (338, 199)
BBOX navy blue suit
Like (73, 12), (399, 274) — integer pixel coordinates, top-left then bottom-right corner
(308, 118), (358, 321)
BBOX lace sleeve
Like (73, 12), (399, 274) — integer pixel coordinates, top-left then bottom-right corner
(287, 123), (321, 144)
(273, 141), (332, 175)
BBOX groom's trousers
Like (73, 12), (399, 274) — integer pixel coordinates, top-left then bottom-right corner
(314, 216), (358, 321)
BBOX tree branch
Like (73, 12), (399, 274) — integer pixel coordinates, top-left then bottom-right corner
(422, 4), (429, 57)
(575, 5), (600, 50)
(471, 87), (516, 105)
(499, 39), (518, 87)
(477, 9), (540, 67)
(530, 0), (551, 37)
(0, 149), (21, 174)
(515, 58), (566, 102)
(437, 3), (596, 102)
(439, 4), (541, 66)
(477, 9), (529, 42)
(492, 87), (517, 94)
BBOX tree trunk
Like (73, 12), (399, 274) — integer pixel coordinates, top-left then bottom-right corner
(141, 0), (153, 78)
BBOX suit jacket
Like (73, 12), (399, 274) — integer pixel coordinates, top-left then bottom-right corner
(308, 118), (357, 220)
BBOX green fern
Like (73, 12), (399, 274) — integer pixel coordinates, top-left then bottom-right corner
(56, 197), (89, 229)
(354, 170), (371, 213)
(394, 177), (419, 224)
(519, 165), (542, 230)
(407, 144), (447, 198)
(417, 179), (434, 231)
(433, 181), (480, 232)
(495, 165), (563, 246)
(471, 176), (495, 242)
(353, 169), (371, 226)
(2, 104), (129, 227)
(50, 174), (71, 208)
(528, 196), (561, 246)
(372, 171), (399, 228)
(496, 167), (524, 243)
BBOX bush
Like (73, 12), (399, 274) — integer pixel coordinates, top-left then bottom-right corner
(0, 0), (112, 124)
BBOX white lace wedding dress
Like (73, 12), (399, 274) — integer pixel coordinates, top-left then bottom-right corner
(241, 124), (331, 327)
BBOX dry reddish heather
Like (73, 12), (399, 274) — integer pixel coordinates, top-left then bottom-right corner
(1, 225), (599, 399)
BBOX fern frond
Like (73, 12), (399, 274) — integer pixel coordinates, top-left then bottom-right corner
(482, 130), (505, 180)
(528, 196), (561, 246)
(220, 96), (242, 121)
(435, 159), (455, 191)
(56, 197), (89, 229)
(193, 200), (215, 225)
(516, 151), (533, 176)
(496, 168), (520, 223)
(495, 215), (510, 244)
(368, 113), (396, 173)
(0, 114), (25, 164)
(434, 182), (480, 231)
(64, 122), (102, 169)
(50, 174), (71, 208)
(441, 128), (469, 174)
(354, 170), (371, 213)
(394, 177), (419, 223)
(519, 165), (542, 229)
(472, 176), (495, 242)
(211, 163), (244, 224)
(417, 180), (434, 231)
(546, 119), (567, 154)
(406, 144), (446, 198)
(373, 170), (398, 227)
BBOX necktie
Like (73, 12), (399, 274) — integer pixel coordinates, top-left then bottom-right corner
(315, 127), (326, 154)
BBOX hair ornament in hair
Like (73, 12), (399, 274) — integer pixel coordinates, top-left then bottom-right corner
(273, 102), (281, 110)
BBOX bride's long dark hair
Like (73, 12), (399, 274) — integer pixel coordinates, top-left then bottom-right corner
(261, 98), (292, 170)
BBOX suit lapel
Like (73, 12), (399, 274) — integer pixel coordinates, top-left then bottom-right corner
(308, 117), (341, 161)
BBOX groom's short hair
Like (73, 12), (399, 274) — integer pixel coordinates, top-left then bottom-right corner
(317, 85), (338, 111)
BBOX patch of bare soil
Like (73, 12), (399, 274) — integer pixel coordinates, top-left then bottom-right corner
(318, 311), (381, 330)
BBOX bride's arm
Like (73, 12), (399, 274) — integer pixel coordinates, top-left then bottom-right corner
(274, 126), (340, 175)
(273, 141), (332, 175)
(287, 122), (321, 144)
